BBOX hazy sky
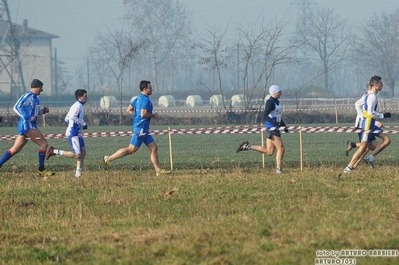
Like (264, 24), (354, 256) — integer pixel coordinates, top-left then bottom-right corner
(7, 0), (399, 75)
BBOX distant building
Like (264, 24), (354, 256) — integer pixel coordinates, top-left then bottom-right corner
(0, 18), (58, 96)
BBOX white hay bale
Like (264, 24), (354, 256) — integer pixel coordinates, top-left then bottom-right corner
(158, 95), (176, 107)
(186, 95), (203, 107)
(100, 96), (118, 109)
(231, 94), (245, 107)
(209, 94), (225, 107)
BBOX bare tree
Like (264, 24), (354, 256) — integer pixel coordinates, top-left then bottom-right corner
(123, 0), (192, 92)
(296, 7), (351, 90)
(353, 9), (399, 97)
(81, 54), (113, 123)
(238, 17), (298, 114)
(89, 28), (146, 124)
(194, 24), (230, 111)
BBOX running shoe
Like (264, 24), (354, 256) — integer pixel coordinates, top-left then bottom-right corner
(103, 156), (111, 166)
(236, 141), (250, 153)
(37, 169), (55, 176)
(46, 146), (55, 160)
(363, 157), (375, 169)
(156, 169), (172, 177)
(343, 166), (355, 173)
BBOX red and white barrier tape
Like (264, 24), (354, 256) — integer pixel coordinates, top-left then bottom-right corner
(2, 106), (399, 115)
(1, 125), (398, 141)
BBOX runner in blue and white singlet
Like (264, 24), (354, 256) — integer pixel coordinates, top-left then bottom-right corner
(344, 76), (391, 172)
(46, 89), (88, 178)
(0, 79), (53, 176)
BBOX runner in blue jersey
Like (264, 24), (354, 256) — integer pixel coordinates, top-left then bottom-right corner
(103, 80), (171, 176)
(236, 85), (288, 174)
(0, 79), (54, 176)
(46, 89), (88, 178)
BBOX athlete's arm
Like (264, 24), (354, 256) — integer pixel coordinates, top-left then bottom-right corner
(365, 94), (383, 119)
(139, 97), (158, 119)
(13, 94), (32, 120)
(263, 100), (277, 125)
(141, 108), (158, 119)
(355, 95), (365, 115)
(67, 103), (86, 127)
(126, 105), (134, 115)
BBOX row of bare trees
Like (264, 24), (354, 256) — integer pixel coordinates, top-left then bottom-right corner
(73, 0), (399, 124)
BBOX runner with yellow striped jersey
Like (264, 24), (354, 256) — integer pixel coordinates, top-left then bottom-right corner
(344, 76), (391, 172)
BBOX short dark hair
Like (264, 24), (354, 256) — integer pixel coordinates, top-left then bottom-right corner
(139, 80), (151, 91)
(369, 75), (382, 87)
(31, 79), (43, 88)
(75, 89), (87, 100)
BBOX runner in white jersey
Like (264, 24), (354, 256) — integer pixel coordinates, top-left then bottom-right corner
(344, 76), (391, 173)
(46, 89), (88, 177)
(345, 85), (379, 154)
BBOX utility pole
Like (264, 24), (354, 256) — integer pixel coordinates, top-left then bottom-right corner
(236, 42), (239, 93)
(54, 47), (58, 99)
(0, 0), (26, 95)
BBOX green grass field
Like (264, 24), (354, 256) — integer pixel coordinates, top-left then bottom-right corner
(1, 124), (399, 264)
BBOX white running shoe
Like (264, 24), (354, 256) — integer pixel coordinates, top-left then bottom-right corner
(343, 166), (355, 173)
(103, 156), (111, 166)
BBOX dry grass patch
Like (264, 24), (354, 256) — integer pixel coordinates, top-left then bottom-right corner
(1, 165), (399, 264)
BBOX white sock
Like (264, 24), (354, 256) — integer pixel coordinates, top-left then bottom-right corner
(54, 149), (64, 156)
(75, 168), (82, 178)
(368, 154), (375, 161)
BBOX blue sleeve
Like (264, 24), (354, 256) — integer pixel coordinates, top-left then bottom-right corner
(13, 93), (33, 120)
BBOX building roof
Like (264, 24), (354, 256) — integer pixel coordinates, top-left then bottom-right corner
(0, 20), (59, 40)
